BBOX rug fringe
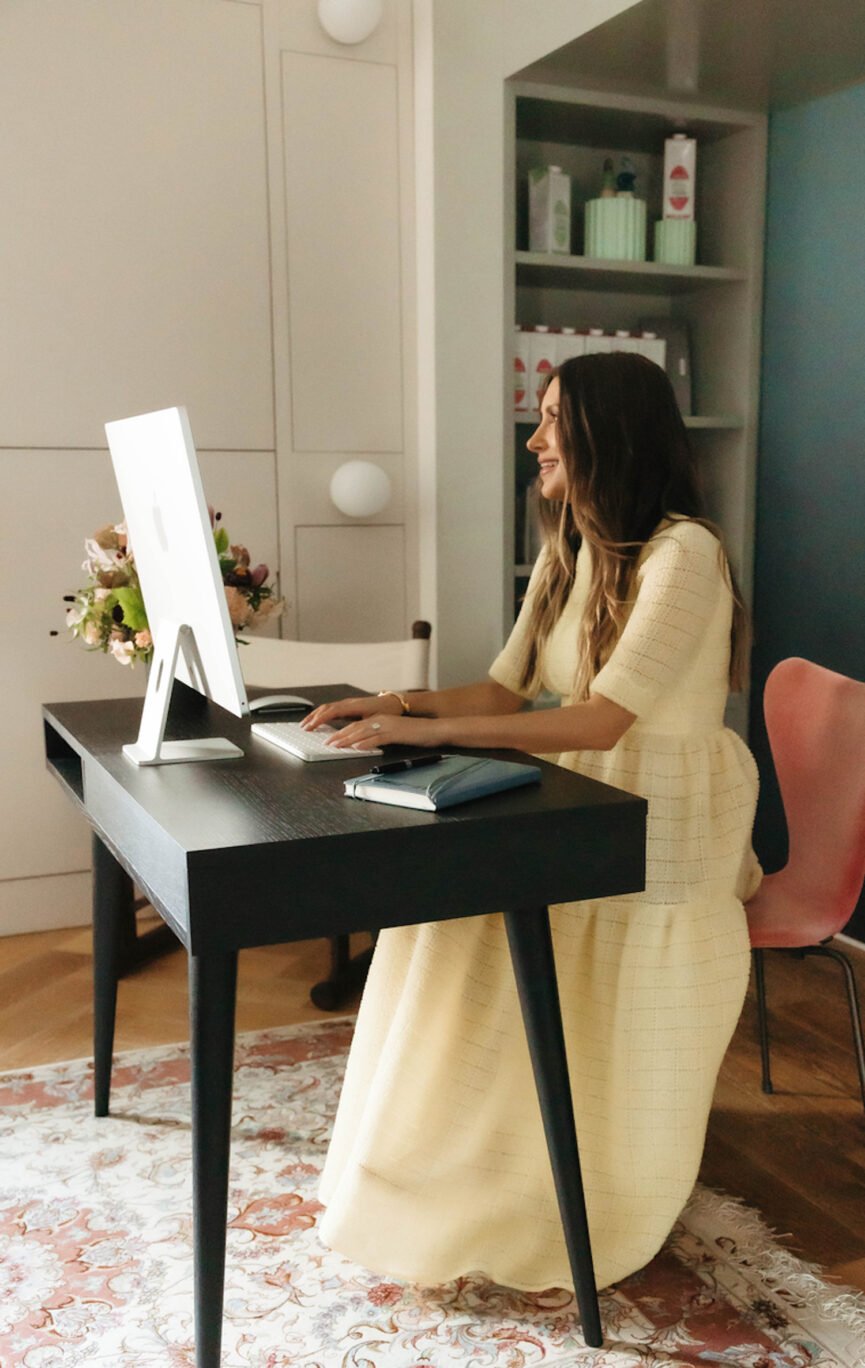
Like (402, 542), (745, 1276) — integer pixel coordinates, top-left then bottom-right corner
(687, 1184), (865, 1334)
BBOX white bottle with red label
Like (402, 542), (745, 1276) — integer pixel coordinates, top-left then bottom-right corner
(583, 328), (612, 355)
(528, 326), (556, 408)
(663, 134), (696, 220)
(514, 326), (531, 411)
(556, 327), (585, 366)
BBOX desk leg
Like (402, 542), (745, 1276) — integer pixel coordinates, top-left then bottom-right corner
(189, 950), (238, 1368)
(504, 906), (602, 1349)
(92, 834), (131, 1117)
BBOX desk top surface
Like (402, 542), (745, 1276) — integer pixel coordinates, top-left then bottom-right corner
(43, 683), (647, 951)
(44, 684), (641, 850)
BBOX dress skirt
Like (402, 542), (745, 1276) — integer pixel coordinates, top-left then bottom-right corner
(318, 888), (751, 1292)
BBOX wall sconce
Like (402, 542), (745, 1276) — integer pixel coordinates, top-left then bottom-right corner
(330, 460), (392, 518)
(317, 0), (383, 45)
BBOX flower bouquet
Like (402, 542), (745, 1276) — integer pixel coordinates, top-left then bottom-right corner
(64, 510), (282, 666)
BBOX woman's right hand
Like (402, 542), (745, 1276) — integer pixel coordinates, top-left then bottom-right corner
(301, 693), (402, 732)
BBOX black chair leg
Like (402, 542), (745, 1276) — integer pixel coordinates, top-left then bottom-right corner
(752, 948), (774, 1095)
(310, 933), (375, 1010)
(806, 944), (865, 1116)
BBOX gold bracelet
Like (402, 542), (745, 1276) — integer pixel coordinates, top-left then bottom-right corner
(377, 689), (411, 715)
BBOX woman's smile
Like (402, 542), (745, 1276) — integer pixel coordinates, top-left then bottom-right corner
(527, 377), (567, 500)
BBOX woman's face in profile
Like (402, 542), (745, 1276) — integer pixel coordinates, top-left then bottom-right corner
(528, 377), (568, 502)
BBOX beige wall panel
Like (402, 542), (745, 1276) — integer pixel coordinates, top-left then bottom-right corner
(0, 448), (278, 900)
(295, 526), (406, 641)
(0, 873), (93, 938)
(285, 453), (404, 526)
(197, 449), (281, 600)
(0, 0), (273, 450)
(279, 0), (398, 63)
(283, 53), (403, 454)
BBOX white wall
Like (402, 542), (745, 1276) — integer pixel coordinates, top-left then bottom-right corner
(2, 0), (638, 934)
(0, 0), (417, 934)
(413, 0), (643, 686)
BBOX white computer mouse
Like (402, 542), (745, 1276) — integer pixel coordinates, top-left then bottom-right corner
(248, 694), (315, 714)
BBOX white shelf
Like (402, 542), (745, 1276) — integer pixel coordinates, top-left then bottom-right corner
(513, 411), (743, 429)
(515, 251), (747, 294)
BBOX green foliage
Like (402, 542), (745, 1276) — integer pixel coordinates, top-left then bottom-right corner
(113, 585), (149, 632)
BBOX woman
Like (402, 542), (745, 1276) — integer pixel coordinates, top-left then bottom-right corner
(303, 351), (761, 1293)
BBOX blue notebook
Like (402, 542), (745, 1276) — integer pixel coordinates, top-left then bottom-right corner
(343, 755), (541, 811)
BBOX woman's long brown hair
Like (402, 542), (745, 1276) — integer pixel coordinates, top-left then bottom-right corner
(518, 351), (750, 700)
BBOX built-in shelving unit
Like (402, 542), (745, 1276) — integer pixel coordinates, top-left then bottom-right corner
(515, 250), (748, 292)
(504, 81), (767, 734)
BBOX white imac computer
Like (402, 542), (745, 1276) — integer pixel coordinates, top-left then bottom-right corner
(105, 405), (250, 766)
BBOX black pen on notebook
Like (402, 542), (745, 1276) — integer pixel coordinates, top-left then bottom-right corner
(369, 754), (444, 775)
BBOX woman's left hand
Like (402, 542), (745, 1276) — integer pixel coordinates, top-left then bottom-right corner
(322, 712), (447, 752)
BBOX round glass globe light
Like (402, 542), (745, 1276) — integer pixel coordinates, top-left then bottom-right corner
(329, 460), (392, 518)
(317, 0), (383, 45)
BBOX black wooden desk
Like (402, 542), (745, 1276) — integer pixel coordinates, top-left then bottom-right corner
(42, 682), (646, 1367)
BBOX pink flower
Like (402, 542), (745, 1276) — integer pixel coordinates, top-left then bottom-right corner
(134, 630), (152, 650)
(250, 563), (269, 589)
(368, 1282), (402, 1306)
(224, 586), (250, 629)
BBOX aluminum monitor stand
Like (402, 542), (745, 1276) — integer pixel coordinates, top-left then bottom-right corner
(123, 620), (243, 766)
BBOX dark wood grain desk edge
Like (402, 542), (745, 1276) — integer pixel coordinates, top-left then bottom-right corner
(44, 708), (192, 946)
(184, 797), (647, 952)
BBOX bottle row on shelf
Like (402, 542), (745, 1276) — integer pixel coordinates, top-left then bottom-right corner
(515, 324), (667, 413)
(528, 136), (698, 266)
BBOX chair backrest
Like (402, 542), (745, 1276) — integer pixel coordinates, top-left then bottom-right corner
(239, 621), (431, 694)
(764, 656), (865, 933)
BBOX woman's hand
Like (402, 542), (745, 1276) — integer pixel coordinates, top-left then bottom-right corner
(324, 712), (447, 751)
(301, 694), (396, 733)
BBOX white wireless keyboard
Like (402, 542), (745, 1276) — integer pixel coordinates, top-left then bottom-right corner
(250, 719), (383, 762)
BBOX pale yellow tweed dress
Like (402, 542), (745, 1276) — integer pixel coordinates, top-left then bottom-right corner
(318, 518), (761, 1291)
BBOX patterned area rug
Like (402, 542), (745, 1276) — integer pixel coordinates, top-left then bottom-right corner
(1, 1018), (864, 1367)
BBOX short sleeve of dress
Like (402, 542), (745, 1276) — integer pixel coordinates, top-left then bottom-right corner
(590, 522), (726, 718)
(488, 548), (549, 700)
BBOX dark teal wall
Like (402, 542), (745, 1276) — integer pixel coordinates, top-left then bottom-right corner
(752, 81), (865, 936)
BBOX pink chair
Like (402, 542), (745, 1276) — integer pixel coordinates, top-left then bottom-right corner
(746, 657), (865, 1113)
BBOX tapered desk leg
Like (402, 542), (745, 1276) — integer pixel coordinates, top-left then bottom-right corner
(189, 950), (238, 1368)
(504, 906), (602, 1349)
(92, 834), (133, 1117)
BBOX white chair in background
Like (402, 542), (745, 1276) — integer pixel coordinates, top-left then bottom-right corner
(239, 624), (431, 697)
(240, 620), (432, 1009)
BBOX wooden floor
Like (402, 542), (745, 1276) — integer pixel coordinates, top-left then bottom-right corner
(1, 917), (864, 1293)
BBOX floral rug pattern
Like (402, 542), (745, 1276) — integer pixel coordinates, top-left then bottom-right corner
(1, 1017), (864, 1367)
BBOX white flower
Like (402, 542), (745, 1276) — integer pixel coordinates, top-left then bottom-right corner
(109, 639), (136, 665)
(83, 621), (102, 646)
(82, 538), (118, 574)
(65, 601), (87, 628)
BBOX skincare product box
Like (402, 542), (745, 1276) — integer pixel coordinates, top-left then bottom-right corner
(527, 326), (556, 408)
(655, 134), (697, 265)
(556, 328), (585, 366)
(583, 328), (612, 355)
(638, 317), (692, 414)
(514, 326), (531, 411)
(637, 331), (666, 369)
(529, 166), (571, 255)
(662, 134), (696, 218)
